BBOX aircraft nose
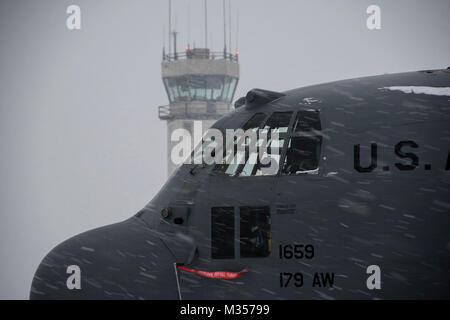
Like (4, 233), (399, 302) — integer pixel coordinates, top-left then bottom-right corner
(30, 217), (179, 300)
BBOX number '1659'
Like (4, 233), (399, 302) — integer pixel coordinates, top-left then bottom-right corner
(279, 244), (314, 259)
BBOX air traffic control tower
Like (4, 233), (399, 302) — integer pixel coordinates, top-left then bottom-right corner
(159, 47), (240, 176)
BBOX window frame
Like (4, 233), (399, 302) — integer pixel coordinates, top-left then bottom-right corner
(211, 109), (323, 178)
(281, 134), (323, 175)
(230, 111), (296, 178)
(212, 112), (270, 176)
(210, 205), (272, 260)
(278, 109), (323, 176)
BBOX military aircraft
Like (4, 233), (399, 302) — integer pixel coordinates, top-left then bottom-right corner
(30, 69), (450, 299)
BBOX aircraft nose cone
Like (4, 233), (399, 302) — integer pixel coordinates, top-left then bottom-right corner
(30, 217), (179, 300)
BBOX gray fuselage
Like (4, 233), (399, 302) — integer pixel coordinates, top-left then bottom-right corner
(31, 69), (450, 299)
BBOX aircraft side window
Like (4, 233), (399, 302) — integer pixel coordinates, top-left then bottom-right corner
(240, 206), (271, 258)
(211, 207), (235, 259)
(282, 110), (322, 175)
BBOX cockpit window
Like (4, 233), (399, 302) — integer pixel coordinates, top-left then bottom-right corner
(241, 112), (293, 176)
(211, 110), (322, 176)
(292, 110), (322, 132)
(282, 110), (323, 175)
(282, 136), (322, 174)
(263, 112), (292, 134)
(214, 112), (293, 177)
(213, 112), (295, 177)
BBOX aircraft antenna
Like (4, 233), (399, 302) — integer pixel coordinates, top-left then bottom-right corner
(228, 0), (232, 53)
(168, 0), (172, 56)
(236, 9), (239, 54)
(223, 0), (227, 55)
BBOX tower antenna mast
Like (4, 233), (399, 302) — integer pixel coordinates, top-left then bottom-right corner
(223, 0), (227, 54)
(228, 0), (232, 53)
(168, 0), (172, 56)
(236, 9), (239, 53)
(204, 0), (208, 48)
(187, 1), (191, 48)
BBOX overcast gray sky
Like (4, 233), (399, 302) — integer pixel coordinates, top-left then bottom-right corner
(0, 0), (449, 299)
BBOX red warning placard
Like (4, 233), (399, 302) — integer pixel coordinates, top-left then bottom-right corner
(177, 266), (248, 279)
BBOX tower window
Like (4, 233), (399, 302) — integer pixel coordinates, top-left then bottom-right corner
(226, 78), (238, 102)
(211, 207), (235, 259)
(240, 206), (271, 258)
(163, 75), (237, 103)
